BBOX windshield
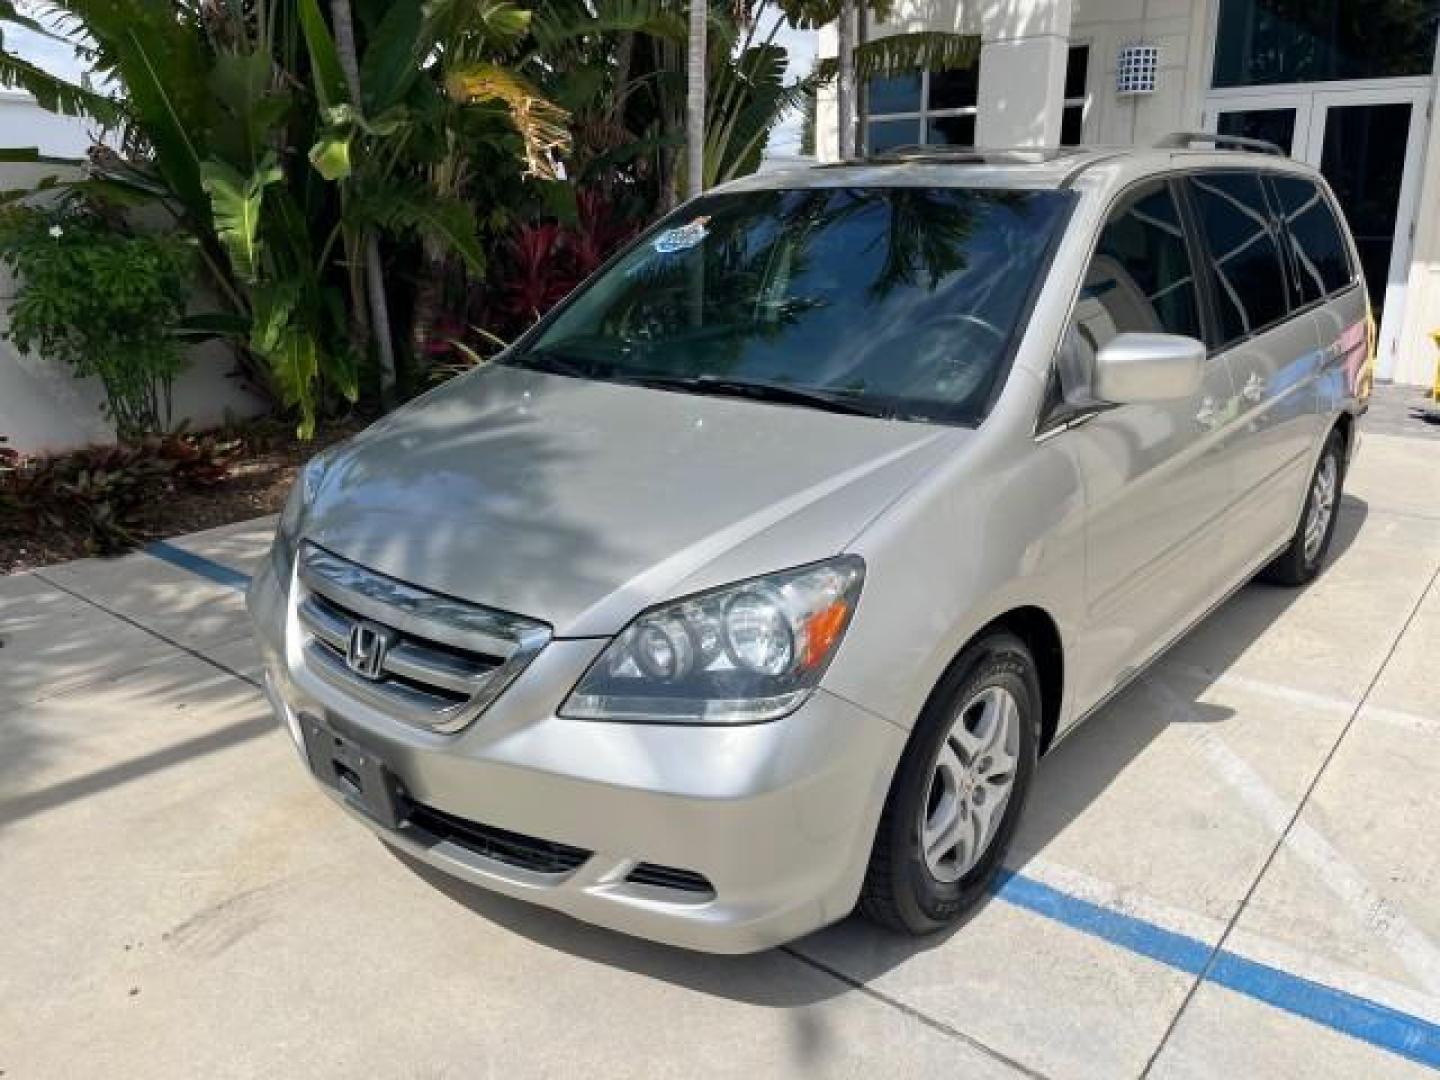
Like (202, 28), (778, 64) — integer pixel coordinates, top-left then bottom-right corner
(507, 185), (1072, 425)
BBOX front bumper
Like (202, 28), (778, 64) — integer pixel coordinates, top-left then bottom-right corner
(247, 557), (904, 953)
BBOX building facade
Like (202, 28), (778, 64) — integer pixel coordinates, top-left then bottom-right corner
(816, 0), (1440, 387)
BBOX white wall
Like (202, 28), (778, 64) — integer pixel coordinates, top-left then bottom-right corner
(1069, 0), (1211, 146)
(974, 0), (1073, 146)
(0, 116), (267, 455)
(0, 89), (97, 158)
(1, 270), (269, 456)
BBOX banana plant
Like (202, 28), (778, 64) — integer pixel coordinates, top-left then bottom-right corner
(297, 0), (573, 377)
(0, 0), (572, 433)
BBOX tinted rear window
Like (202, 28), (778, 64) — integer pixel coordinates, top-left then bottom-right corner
(1188, 172), (1290, 345)
(1270, 174), (1354, 303)
(511, 187), (1074, 426)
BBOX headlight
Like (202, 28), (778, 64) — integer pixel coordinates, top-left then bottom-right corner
(272, 454), (330, 587)
(560, 557), (864, 724)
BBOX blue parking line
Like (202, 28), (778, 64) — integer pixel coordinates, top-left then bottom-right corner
(993, 870), (1211, 975)
(1208, 952), (1440, 1070)
(996, 872), (1440, 1069)
(146, 542), (1440, 1071)
(144, 539), (252, 592)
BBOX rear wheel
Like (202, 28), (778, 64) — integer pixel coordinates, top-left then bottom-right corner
(860, 632), (1040, 935)
(1260, 428), (1345, 587)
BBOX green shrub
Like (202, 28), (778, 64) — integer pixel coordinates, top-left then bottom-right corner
(0, 207), (193, 439)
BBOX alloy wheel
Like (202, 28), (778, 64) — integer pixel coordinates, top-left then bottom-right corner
(920, 685), (1020, 883)
(1303, 452), (1339, 565)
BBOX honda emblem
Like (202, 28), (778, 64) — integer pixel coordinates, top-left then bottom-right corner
(346, 620), (392, 680)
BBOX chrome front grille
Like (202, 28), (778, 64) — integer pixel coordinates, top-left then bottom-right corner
(294, 542), (550, 733)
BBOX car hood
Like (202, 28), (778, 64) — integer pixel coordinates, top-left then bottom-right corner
(304, 364), (962, 636)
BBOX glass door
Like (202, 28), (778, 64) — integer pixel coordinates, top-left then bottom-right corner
(1304, 87), (1430, 377)
(1206, 83), (1430, 378)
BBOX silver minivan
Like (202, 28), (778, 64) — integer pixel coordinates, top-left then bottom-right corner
(248, 138), (1369, 953)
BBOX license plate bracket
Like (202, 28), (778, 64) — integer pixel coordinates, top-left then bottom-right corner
(300, 714), (410, 830)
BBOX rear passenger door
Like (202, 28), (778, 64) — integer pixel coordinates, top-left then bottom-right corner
(1185, 171), (1324, 571)
(1054, 179), (1237, 714)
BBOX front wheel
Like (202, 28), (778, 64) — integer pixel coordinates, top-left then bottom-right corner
(860, 632), (1041, 935)
(1260, 428), (1346, 587)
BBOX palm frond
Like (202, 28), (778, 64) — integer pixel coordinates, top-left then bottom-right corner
(445, 63), (570, 178)
(0, 0), (63, 39)
(346, 180), (485, 273)
(425, 0), (531, 52)
(775, 0), (898, 31)
(818, 30), (981, 82)
(0, 35), (120, 123)
(530, 0), (685, 52)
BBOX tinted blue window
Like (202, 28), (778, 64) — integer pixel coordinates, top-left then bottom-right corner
(867, 73), (922, 113)
(868, 118), (920, 152)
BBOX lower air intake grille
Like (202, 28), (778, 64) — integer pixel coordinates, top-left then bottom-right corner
(625, 862), (716, 897)
(408, 804), (590, 876)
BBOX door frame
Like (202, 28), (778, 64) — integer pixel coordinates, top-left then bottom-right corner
(1305, 84), (1431, 378)
(1203, 78), (1432, 378)
(1205, 90), (1313, 156)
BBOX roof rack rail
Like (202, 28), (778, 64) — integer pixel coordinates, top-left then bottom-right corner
(859, 145), (1091, 165)
(1154, 131), (1286, 157)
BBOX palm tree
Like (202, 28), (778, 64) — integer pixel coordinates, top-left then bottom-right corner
(686, 0), (707, 199)
(326, 0), (397, 399)
(836, 0), (855, 158)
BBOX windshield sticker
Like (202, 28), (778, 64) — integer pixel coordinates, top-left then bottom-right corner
(653, 216), (711, 253)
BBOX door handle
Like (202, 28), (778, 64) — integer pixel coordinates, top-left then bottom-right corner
(1241, 372), (1266, 403)
(1195, 396), (1219, 429)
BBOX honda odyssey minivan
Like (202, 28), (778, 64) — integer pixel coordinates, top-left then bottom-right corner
(248, 137), (1368, 953)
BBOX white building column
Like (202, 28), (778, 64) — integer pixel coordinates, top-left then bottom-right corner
(976, 0), (1074, 147)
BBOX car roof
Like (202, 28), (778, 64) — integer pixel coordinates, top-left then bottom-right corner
(715, 140), (1326, 196)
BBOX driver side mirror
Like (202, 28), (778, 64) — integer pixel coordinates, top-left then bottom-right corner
(1094, 332), (1206, 404)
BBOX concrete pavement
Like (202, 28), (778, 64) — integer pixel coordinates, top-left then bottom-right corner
(2, 428), (1439, 1078)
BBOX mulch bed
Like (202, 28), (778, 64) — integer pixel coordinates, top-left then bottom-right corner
(1, 419), (363, 576)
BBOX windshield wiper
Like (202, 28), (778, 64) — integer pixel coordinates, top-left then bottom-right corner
(628, 374), (886, 418)
(517, 346), (602, 379)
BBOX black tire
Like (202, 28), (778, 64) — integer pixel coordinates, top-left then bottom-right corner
(860, 631), (1041, 935)
(1259, 428), (1346, 587)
